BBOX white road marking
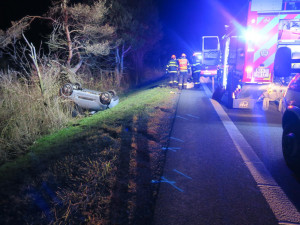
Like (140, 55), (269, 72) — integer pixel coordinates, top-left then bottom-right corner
(186, 114), (200, 119)
(170, 137), (185, 143)
(202, 83), (300, 224)
(176, 115), (189, 120)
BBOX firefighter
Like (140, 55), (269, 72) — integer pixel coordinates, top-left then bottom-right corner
(192, 52), (202, 88)
(178, 53), (191, 89)
(166, 55), (179, 87)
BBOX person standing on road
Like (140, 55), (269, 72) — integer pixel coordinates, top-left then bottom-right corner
(166, 55), (179, 87)
(178, 53), (191, 89)
(192, 52), (202, 88)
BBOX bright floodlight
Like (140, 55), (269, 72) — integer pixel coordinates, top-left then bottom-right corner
(246, 66), (253, 73)
(244, 28), (262, 43)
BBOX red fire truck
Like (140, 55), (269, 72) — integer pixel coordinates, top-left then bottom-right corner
(213, 0), (300, 109)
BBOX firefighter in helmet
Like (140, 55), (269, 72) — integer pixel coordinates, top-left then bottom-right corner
(192, 52), (202, 88)
(166, 55), (179, 87)
(177, 53), (191, 89)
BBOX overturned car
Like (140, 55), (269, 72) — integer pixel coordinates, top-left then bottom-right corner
(60, 83), (119, 112)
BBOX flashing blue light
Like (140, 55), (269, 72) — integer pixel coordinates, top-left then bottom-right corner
(193, 52), (202, 60)
(243, 28), (263, 43)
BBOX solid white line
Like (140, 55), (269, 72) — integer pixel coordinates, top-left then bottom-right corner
(202, 83), (300, 224)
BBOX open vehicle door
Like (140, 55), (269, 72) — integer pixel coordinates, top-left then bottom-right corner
(202, 36), (220, 67)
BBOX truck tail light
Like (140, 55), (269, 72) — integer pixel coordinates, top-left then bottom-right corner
(246, 66), (253, 73)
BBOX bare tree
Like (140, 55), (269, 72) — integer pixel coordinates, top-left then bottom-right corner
(105, 0), (133, 86)
(130, 0), (162, 85)
(0, 0), (115, 74)
(106, 0), (162, 86)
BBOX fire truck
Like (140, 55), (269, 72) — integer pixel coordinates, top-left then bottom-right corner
(212, 0), (300, 109)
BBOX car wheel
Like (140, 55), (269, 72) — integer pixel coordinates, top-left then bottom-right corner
(74, 82), (82, 90)
(60, 83), (73, 97)
(108, 90), (117, 97)
(99, 92), (112, 105)
(282, 122), (300, 174)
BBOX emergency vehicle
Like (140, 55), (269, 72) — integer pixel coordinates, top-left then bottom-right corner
(212, 0), (300, 109)
(191, 37), (220, 90)
(201, 36), (220, 77)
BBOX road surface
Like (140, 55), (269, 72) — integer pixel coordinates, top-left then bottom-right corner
(153, 83), (300, 225)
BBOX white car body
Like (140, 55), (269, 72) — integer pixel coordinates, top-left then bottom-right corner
(60, 83), (119, 111)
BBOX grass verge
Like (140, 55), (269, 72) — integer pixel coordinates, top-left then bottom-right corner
(0, 83), (178, 225)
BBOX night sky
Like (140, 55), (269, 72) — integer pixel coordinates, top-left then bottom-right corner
(0, 0), (249, 58)
(156, 0), (249, 56)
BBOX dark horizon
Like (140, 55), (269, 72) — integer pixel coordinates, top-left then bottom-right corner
(0, 0), (249, 62)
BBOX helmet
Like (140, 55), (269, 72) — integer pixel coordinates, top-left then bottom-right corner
(181, 53), (186, 57)
(171, 55), (176, 59)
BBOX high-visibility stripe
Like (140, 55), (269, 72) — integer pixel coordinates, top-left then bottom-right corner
(201, 70), (217, 75)
(245, 12), (300, 82)
(263, 52), (276, 68)
(284, 14), (298, 20)
(257, 16), (264, 24)
(254, 34), (278, 62)
(256, 43), (277, 67)
(259, 16), (279, 37)
(254, 45), (276, 70)
(253, 13), (299, 69)
(279, 14), (287, 19)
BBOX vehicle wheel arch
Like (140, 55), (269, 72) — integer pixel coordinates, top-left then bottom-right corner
(99, 91), (112, 105)
(282, 117), (300, 175)
(60, 83), (73, 97)
(282, 109), (300, 129)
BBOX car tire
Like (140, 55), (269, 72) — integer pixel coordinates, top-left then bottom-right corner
(60, 83), (73, 97)
(99, 92), (112, 105)
(74, 82), (82, 90)
(108, 90), (117, 98)
(282, 122), (300, 174)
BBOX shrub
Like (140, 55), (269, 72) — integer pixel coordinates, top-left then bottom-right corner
(0, 67), (73, 165)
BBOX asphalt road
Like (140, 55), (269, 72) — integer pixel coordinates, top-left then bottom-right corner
(222, 89), (300, 217)
(153, 83), (300, 225)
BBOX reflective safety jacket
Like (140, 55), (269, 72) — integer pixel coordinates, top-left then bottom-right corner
(192, 59), (201, 73)
(166, 59), (178, 73)
(178, 58), (191, 72)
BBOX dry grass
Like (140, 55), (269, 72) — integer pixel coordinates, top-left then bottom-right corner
(0, 84), (177, 225)
(79, 69), (128, 94)
(0, 67), (73, 165)
(143, 68), (164, 83)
